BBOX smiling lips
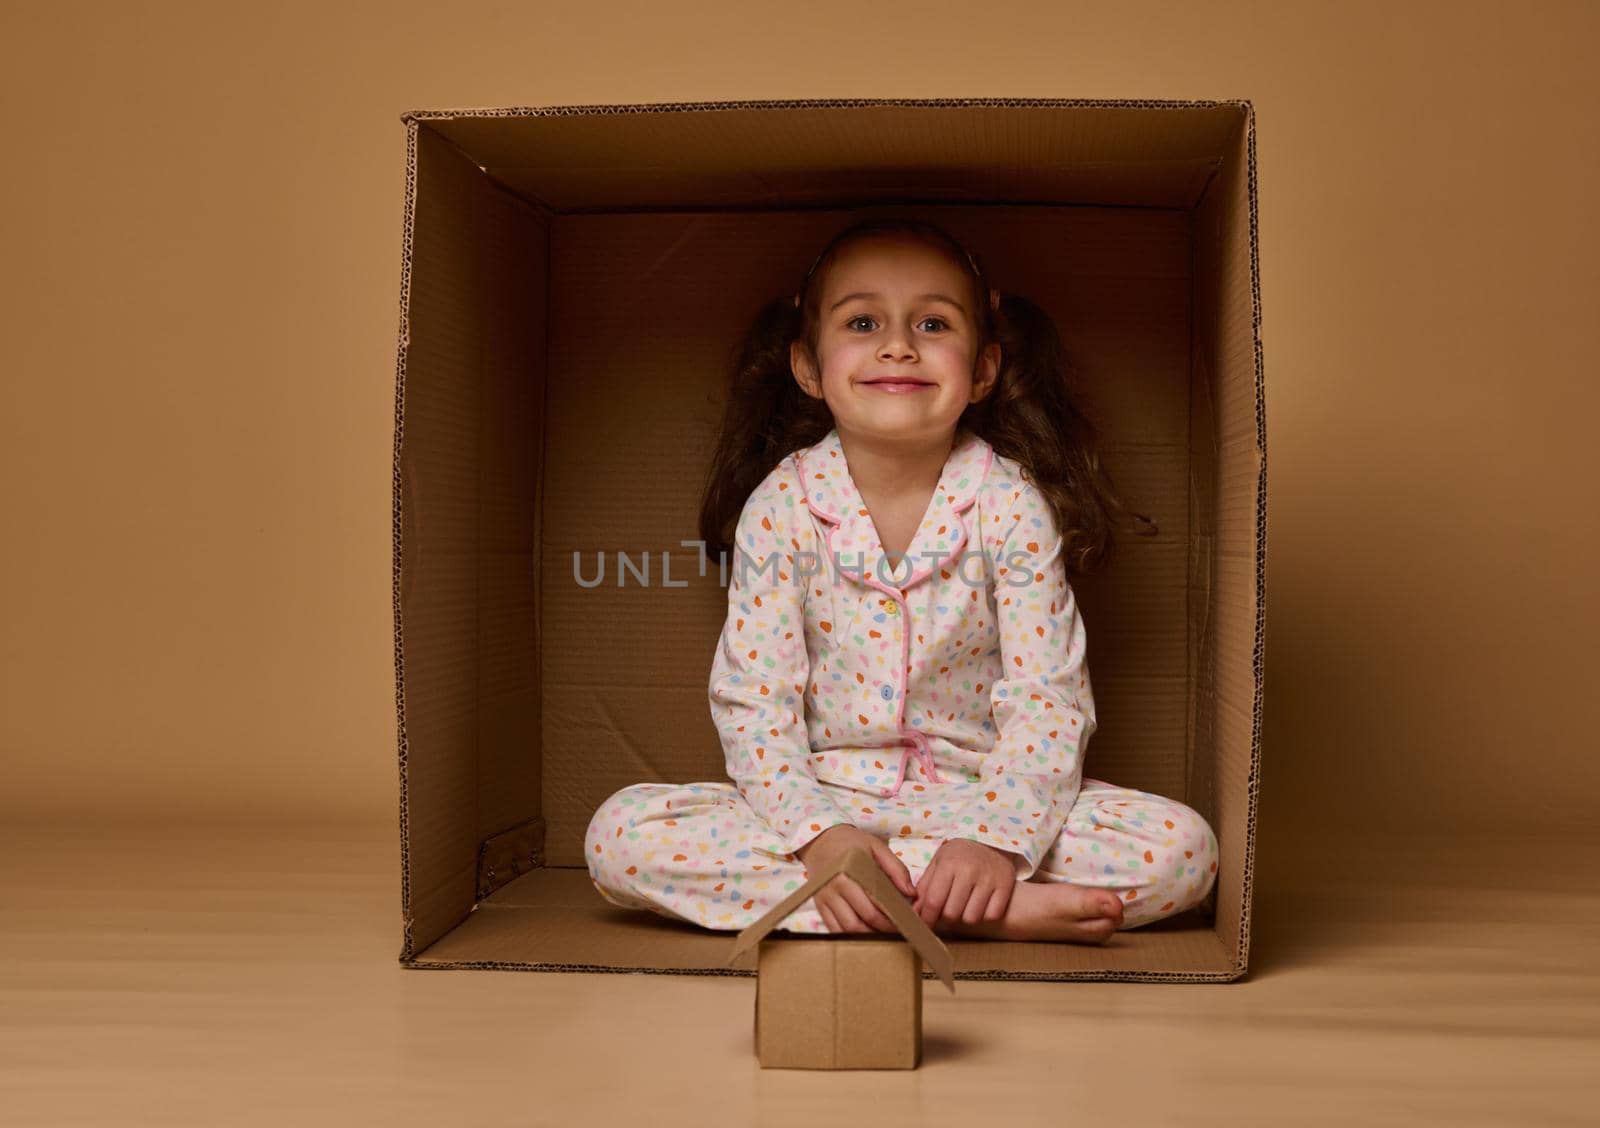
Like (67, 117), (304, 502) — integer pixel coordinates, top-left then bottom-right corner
(862, 377), (934, 393)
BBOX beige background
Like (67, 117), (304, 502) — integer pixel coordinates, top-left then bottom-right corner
(2, 2), (1597, 1121)
(3, 0), (1594, 844)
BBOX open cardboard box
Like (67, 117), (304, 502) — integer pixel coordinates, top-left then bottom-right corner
(392, 98), (1265, 983)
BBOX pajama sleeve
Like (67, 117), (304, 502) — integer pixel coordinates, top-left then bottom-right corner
(709, 471), (855, 858)
(948, 477), (1098, 881)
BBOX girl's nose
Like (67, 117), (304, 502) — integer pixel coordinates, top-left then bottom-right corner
(878, 331), (916, 360)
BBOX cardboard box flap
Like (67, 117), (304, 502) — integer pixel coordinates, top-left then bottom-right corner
(401, 100), (1243, 212)
(727, 847), (956, 993)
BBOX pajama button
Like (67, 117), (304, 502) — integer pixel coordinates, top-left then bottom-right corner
(880, 685), (893, 701)
(884, 602), (899, 616)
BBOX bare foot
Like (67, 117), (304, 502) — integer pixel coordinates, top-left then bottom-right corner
(933, 880), (1126, 944)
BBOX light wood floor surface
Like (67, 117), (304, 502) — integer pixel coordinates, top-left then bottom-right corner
(3, 821), (1596, 1126)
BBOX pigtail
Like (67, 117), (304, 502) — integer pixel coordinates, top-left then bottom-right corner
(699, 214), (1156, 577)
(698, 295), (833, 561)
(965, 291), (1159, 576)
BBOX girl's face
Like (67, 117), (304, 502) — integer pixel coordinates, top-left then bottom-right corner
(791, 236), (1000, 448)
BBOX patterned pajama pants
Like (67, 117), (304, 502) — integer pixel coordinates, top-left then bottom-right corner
(585, 775), (1220, 934)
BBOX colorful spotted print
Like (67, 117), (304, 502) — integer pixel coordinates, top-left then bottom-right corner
(585, 776), (1219, 933)
(585, 425), (1221, 933)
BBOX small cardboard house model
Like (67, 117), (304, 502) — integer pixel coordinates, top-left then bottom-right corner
(391, 97), (1266, 984)
(727, 847), (957, 1070)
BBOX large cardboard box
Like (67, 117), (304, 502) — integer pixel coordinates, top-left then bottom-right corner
(392, 98), (1266, 982)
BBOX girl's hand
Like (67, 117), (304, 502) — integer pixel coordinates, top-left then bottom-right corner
(912, 839), (1017, 929)
(794, 825), (916, 934)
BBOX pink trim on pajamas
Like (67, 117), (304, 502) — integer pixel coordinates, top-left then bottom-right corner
(585, 426), (1220, 933)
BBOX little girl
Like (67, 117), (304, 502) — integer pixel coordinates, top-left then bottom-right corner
(586, 217), (1219, 944)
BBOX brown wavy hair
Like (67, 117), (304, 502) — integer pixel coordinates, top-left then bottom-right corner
(697, 216), (1157, 576)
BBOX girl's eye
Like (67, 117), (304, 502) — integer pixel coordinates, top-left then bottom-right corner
(844, 315), (949, 332)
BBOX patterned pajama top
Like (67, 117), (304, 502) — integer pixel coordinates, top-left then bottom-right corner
(708, 425), (1097, 880)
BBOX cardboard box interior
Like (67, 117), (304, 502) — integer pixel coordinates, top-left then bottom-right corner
(393, 99), (1265, 982)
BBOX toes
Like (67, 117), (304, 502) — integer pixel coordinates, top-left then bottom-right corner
(1069, 915), (1118, 945)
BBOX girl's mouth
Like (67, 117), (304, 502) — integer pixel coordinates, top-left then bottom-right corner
(863, 379), (934, 394)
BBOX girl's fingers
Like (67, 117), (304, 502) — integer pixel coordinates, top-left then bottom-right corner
(984, 885), (1009, 922)
(844, 891), (886, 932)
(841, 884), (881, 930)
(963, 883), (994, 925)
(833, 878), (865, 931)
(953, 883), (979, 921)
(831, 895), (867, 933)
(842, 878), (893, 932)
(971, 880), (1000, 924)
(884, 848), (916, 898)
(952, 883), (976, 924)
(943, 875), (973, 922)
(818, 903), (839, 934)
(821, 878), (867, 933)
(917, 869), (951, 926)
(870, 842), (914, 899)
(895, 856), (916, 897)
(863, 891), (897, 932)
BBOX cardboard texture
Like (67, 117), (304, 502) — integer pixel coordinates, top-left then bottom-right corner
(392, 98), (1266, 983)
(728, 846), (955, 1069)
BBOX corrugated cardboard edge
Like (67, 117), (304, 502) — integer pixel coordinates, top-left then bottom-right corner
(727, 847), (956, 993)
(400, 958), (1234, 983)
(390, 96), (1266, 981)
(1237, 98), (1265, 981)
(396, 95), (1254, 124)
(393, 114), (419, 963)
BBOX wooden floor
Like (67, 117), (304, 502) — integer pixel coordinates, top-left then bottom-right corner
(3, 820), (1596, 1125)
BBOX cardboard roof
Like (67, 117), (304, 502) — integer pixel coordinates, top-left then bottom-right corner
(727, 846), (957, 993)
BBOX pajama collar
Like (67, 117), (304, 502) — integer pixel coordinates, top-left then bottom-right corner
(794, 426), (995, 594)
